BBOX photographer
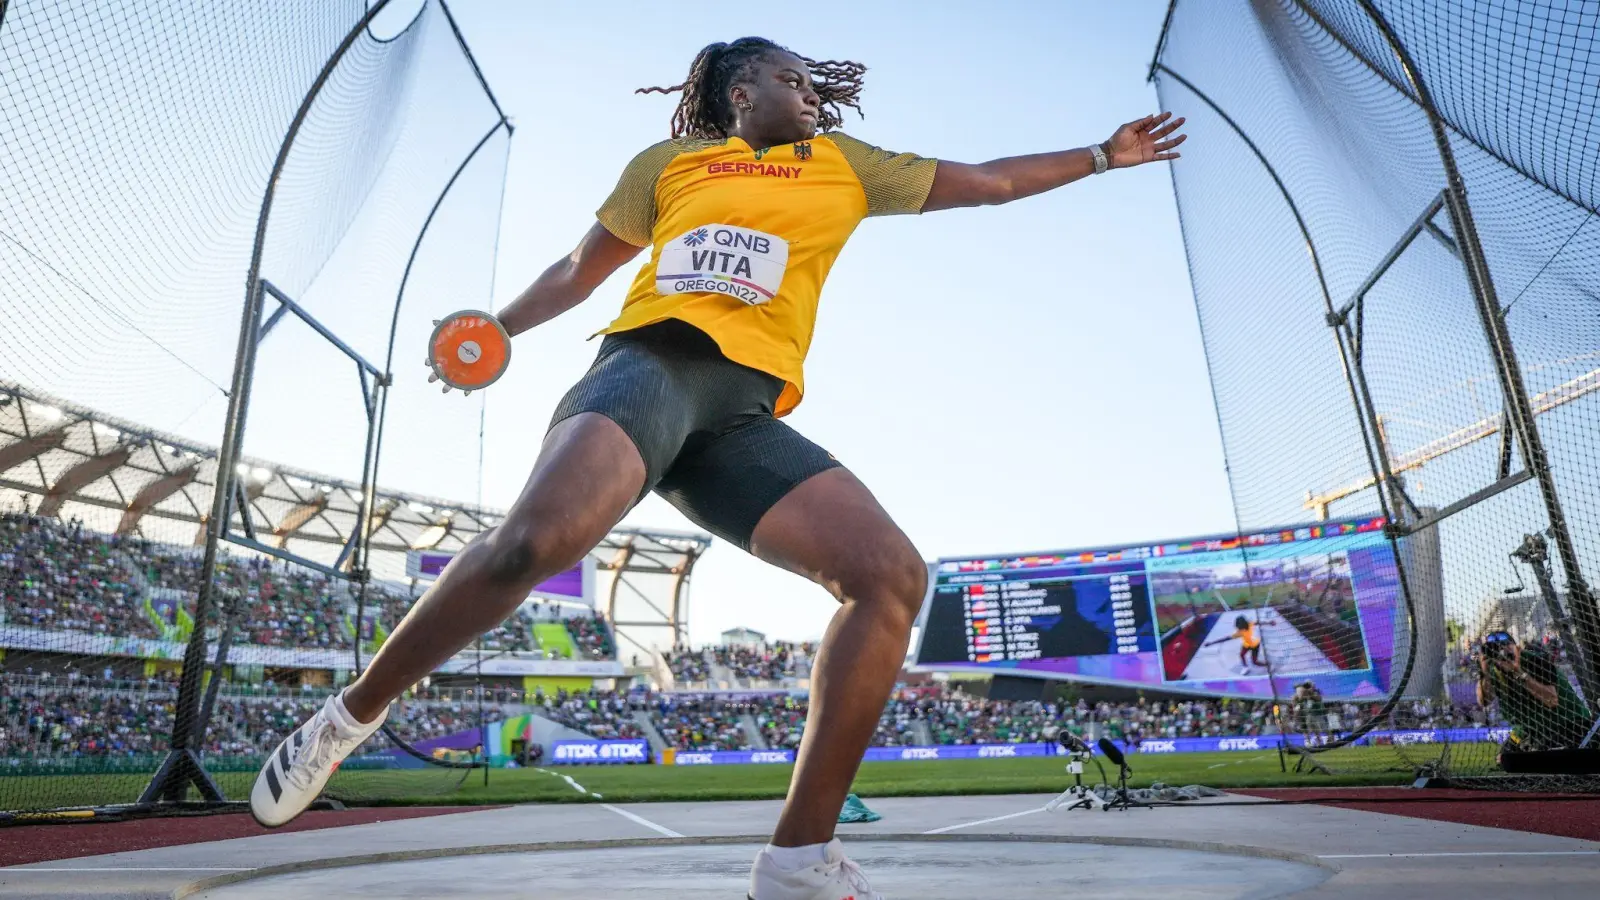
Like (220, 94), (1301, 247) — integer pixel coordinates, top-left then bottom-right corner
(1476, 631), (1592, 757)
(1291, 681), (1326, 738)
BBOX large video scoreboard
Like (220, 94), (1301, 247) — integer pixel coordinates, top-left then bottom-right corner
(913, 517), (1410, 700)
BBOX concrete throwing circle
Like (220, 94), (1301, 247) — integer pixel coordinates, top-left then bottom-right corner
(187, 836), (1333, 899)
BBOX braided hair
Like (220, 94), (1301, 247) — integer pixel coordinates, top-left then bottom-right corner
(637, 37), (865, 139)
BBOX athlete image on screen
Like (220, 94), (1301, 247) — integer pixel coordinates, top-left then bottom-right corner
(248, 35), (1185, 900)
(1205, 613), (1276, 675)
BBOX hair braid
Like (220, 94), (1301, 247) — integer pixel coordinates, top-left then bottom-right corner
(635, 37), (867, 139)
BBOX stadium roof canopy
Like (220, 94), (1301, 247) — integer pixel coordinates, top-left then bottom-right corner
(0, 380), (710, 647)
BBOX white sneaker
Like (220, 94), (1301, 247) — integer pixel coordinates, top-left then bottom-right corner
(748, 839), (883, 900)
(249, 692), (386, 827)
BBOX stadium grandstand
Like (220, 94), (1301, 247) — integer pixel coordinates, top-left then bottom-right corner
(1, 663), (1500, 762)
(0, 380), (727, 788)
(0, 356), (1537, 802)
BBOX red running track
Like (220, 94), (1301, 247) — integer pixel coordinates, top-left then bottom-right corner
(1234, 787), (1600, 843)
(0, 807), (501, 867)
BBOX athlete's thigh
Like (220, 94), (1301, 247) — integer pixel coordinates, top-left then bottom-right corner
(659, 414), (920, 601)
(746, 465), (926, 607)
(496, 412), (643, 561)
(508, 334), (697, 553)
(654, 416), (839, 554)
(547, 332), (698, 505)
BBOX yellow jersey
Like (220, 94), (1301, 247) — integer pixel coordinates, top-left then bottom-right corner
(1233, 624), (1261, 650)
(595, 132), (938, 416)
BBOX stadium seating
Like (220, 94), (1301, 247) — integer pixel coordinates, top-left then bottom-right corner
(564, 614), (616, 660)
(0, 513), (617, 662)
(648, 695), (752, 751)
(0, 675), (504, 759)
(712, 642), (814, 682)
(1, 511), (1500, 759)
(665, 649), (711, 683)
(535, 689), (644, 740)
(0, 667), (1497, 759)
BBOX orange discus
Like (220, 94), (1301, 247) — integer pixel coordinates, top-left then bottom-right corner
(427, 310), (511, 391)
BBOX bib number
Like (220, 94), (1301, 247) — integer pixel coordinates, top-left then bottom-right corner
(656, 224), (788, 306)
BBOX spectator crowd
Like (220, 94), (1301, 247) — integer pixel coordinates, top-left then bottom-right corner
(0, 513), (1511, 763)
(0, 513), (616, 661)
(711, 642), (814, 681)
(0, 674), (498, 760)
(662, 641), (815, 685)
(0, 669), (1508, 761)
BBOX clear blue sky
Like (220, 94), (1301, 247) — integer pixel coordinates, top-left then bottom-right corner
(439, 0), (1235, 646)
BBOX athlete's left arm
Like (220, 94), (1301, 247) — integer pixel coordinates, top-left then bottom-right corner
(921, 112), (1186, 212)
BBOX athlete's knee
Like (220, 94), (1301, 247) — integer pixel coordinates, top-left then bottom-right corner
(834, 543), (926, 626)
(479, 522), (579, 589)
(478, 527), (538, 587)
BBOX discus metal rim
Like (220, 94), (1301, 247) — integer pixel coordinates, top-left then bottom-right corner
(428, 308), (511, 391)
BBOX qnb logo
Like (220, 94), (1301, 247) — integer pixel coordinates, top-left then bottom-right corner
(978, 745), (1017, 758)
(682, 227), (709, 247)
(1393, 731), (1438, 745)
(751, 752), (790, 764)
(1140, 740), (1178, 754)
(1218, 738), (1262, 751)
(677, 752), (715, 765)
(900, 747), (940, 760)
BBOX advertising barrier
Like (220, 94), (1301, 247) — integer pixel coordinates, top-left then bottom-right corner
(352, 728), (1514, 769)
(549, 739), (651, 765)
(863, 742), (1058, 762)
(1127, 727), (1510, 754)
(660, 728), (1512, 767)
(671, 749), (796, 766)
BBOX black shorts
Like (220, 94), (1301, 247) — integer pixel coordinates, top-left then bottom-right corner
(549, 319), (840, 551)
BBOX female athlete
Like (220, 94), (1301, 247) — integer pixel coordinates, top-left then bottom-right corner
(252, 36), (1186, 900)
(1206, 613), (1278, 675)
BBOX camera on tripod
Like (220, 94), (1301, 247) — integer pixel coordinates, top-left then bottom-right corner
(1059, 730), (1092, 769)
(1045, 730), (1105, 812)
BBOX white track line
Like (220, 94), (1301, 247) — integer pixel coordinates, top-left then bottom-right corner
(1318, 845), (1593, 851)
(533, 767), (603, 799)
(923, 806), (1048, 834)
(6, 867), (254, 872)
(601, 803), (684, 838)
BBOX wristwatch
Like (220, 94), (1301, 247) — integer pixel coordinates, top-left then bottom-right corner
(1090, 142), (1110, 175)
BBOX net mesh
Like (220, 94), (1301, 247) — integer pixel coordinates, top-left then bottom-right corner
(1153, 0), (1600, 786)
(0, 0), (510, 813)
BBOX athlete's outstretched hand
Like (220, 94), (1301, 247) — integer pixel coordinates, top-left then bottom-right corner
(1106, 112), (1186, 169)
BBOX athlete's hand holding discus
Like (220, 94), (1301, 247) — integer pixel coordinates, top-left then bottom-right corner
(424, 218), (645, 393)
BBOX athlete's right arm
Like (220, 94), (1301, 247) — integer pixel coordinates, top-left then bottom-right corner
(497, 222), (642, 337)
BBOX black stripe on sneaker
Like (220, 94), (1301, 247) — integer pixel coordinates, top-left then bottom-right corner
(278, 740), (291, 773)
(293, 729), (304, 751)
(265, 760), (283, 802)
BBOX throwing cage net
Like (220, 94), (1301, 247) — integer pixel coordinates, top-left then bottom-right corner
(1152, 0), (1600, 788)
(0, 0), (511, 816)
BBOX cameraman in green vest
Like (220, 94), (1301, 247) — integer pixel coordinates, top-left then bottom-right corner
(1477, 631), (1592, 761)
